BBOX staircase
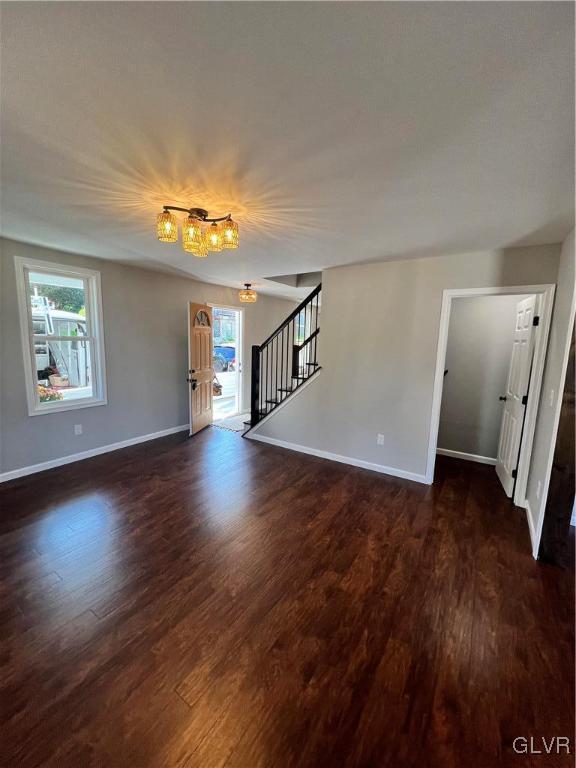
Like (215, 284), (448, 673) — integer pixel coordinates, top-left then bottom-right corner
(248, 284), (321, 429)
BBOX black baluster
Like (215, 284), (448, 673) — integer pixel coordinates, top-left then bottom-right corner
(261, 346), (264, 416)
(281, 328), (284, 400)
(292, 314), (298, 379)
(314, 292), (318, 367)
(273, 341), (276, 401)
(274, 334), (278, 404)
(251, 345), (261, 427)
(287, 321), (291, 386)
(300, 305), (304, 376)
(304, 303), (307, 375)
(268, 342), (271, 410)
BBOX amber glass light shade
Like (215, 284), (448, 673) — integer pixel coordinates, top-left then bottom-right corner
(239, 283), (257, 303)
(156, 211), (178, 242)
(205, 222), (223, 252)
(222, 218), (239, 249)
(191, 236), (208, 258)
(182, 216), (203, 252)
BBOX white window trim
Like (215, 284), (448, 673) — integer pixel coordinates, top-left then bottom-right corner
(15, 255), (108, 416)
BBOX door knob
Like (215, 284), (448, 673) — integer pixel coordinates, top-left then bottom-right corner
(499, 396), (507, 401)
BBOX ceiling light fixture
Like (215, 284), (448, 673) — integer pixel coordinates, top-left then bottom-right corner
(239, 283), (257, 303)
(156, 206), (239, 256)
(156, 210), (178, 243)
(206, 221), (224, 252)
(221, 218), (239, 249)
(182, 216), (203, 253)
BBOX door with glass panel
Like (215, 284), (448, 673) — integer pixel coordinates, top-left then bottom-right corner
(188, 303), (213, 435)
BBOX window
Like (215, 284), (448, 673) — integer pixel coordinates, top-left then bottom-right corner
(15, 256), (107, 415)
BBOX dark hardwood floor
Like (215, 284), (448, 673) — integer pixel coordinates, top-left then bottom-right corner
(0, 428), (573, 768)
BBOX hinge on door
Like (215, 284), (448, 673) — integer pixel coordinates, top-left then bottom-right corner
(522, 394), (528, 405)
(533, 316), (540, 326)
(512, 469), (518, 479)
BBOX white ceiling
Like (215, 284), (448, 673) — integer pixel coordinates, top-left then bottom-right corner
(1, 2), (573, 300)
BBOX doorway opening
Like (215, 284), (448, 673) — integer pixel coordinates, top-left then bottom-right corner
(426, 285), (555, 509)
(212, 306), (242, 422)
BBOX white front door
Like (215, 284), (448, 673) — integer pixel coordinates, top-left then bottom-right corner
(495, 295), (538, 497)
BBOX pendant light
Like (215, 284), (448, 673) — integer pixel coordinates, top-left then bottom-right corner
(156, 211), (178, 242)
(222, 218), (239, 249)
(182, 216), (203, 253)
(239, 283), (257, 303)
(191, 237), (208, 258)
(205, 221), (223, 252)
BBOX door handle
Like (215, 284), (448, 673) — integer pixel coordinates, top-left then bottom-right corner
(499, 396), (507, 401)
(187, 377), (198, 390)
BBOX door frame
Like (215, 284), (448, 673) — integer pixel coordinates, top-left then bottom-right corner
(208, 303), (244, 415)
(425, 284), (556, 508)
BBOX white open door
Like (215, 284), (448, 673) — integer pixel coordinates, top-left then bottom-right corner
(495, 295), (537, 497)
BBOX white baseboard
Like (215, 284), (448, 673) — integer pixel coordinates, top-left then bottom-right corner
(0, 424), (189, 483)
(436, 448), (497, 466)
(246, 433), (428, 485)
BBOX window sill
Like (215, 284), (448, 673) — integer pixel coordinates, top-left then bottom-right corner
(28, 397), (108, 417)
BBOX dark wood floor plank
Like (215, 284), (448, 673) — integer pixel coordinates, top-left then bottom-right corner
(0, 428), (573, 767)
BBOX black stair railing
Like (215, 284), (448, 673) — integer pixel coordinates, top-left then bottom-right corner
(250, 284), (321, 427)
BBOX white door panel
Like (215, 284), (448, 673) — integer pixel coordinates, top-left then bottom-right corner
(495, 296), (537, 497)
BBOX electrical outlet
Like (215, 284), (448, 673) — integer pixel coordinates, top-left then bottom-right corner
(536, 481), (541, 500)
(549, 389), (555, 407)
(377, 433), (385, 446)
(74, 424), (83, 436)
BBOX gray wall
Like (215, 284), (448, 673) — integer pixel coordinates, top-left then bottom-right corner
(526, 230), (575, 547)
(438, 294), (531, 459)
(0, 238), (295, 473)
(254, 244), (560, 480)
